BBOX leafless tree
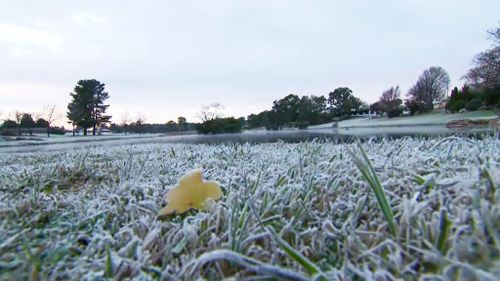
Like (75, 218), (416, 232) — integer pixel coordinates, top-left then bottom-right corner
(37, 105), (60, 137)
(380, 86), (401, 105)
(15, 110), (23, 136)
(464, 26), (500, 87)
(407, 66), (450, 112)
(488, 25), (500, 44)
(379, 86), (403, 117)
(464, 47), (500, 87)
(135, 112), (146, 134)
(198, 103), (224, 122)
(120, 112), (130, 135)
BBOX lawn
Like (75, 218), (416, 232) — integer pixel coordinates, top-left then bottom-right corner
(0, 133), (164, 148)
(338, 110), (497, 128)
(0, 137), (499, 280)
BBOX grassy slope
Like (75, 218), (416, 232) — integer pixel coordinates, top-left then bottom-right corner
(0, 137), (499, 280)
(338, 110), (496, 128)
(0, 133), (163, 148)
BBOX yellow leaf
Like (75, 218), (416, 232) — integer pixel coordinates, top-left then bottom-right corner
(158, 169), (222, 217)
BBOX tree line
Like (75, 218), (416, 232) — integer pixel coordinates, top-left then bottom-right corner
(245, 24), (500, 131)
(446, 26), (500, 113)
(246, 65), (451, 130)
(2, 26), (498, 136)
(109, 116), (197, 134)
(0, 106), (64, 137)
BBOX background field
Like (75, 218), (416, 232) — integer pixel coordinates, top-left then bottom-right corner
(308, 110), (497, 129)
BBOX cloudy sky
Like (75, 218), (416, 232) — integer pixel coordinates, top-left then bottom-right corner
(0, 0), (499, 125)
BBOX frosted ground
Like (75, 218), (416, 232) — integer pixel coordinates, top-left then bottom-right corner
(0, 136), (499, 280)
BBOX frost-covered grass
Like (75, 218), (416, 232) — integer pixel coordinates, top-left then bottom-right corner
(0, 133), (164, 148)
(0, 137), (499, 280)
(338, 110), (496, 128)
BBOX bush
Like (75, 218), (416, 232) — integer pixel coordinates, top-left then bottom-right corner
(196, 117), (243, 134)
(265, 124), (279, 130)
(296, 121), (309, 130)
(49, 127), (66, 135)
(480, 86), (500, 107)
(0, 129), (17, 136)
(387, 108), (403, 118)
(0, 120), (18, 129)
(447, 99), (467, 113)
(288, 121), (309, 129)
(465, 98), (482, 111)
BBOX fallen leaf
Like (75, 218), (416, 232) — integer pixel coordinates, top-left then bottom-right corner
(158, 169), (222, 216)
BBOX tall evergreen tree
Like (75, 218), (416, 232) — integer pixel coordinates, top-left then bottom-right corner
(67, 79), (111, 136)
(20, 113), (35, 136)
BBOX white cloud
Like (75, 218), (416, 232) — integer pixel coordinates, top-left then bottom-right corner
(71, 13), (106, 27)
(0, 23), (63, 53)
(9, 46), (35, 56)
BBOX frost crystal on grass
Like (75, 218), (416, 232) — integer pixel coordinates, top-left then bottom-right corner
(0, 136), (499, 280)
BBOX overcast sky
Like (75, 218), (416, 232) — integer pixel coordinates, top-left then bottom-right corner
(0, 0), (499, 125)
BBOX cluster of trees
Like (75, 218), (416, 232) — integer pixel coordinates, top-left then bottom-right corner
(66, 79), (111, 136)
(109, 116), (196, 134)
(195, 103), (244, 134)
(248, 94), (327, 130)
(0, 106), (63, 137)
(454, 26), (500, 111)
(247, 89), (367, 130)
(446, 84), (500, 113)
(196, 117), (243, 134)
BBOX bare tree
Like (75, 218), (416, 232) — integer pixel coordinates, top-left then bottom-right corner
(379, 86), (403, 117)
(488, 25), (500, 44)
(464, 25), (500, 87)
(464, 47), (500, 87)
(135, 112), (146, 134)
(407, 66), (450, 113)
(198, 103), (224, 122)
(15, 110), (23, 136)
(37, 105), (60, 137)
(380, 86), (401, 105)
(120, 112), (130, 135)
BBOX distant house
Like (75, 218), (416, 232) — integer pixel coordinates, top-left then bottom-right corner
(433, 99), (448, 110)
(99, 128), (112, 135)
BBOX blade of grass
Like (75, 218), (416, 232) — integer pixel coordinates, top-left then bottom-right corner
(247, 201), (328, 280)
(186, 249), (310, 281)
(436, 208), (451, 254)
(105, 243), (113, 279)
(481, 168), (496, 202)
(348, 143), (398, 237)
(267, 227), (328, 281)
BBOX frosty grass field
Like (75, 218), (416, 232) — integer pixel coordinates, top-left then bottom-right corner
(0, 136), (499, 280)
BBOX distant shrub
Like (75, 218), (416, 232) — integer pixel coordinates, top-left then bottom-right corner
(465, 98), (482, 111)
(196, 117), (243, 134)
(297, 121), (309, 130)
(49, 127), (66, 135)
(0, 120), (18, 129)
(265, 124), (279, 130)
(480, 86), (500, 107)
(288, 121), (309, 129)
(0, 129), (17, 136)
(447, 99), (467, 113)
(387, 108), (403, 118)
